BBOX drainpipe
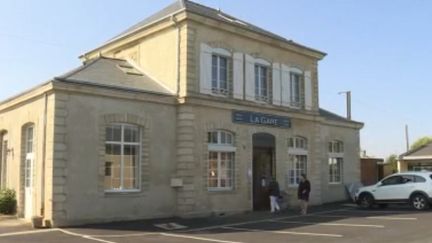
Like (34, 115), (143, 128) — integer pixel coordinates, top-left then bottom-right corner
(40, 92), (48, 218)
(170, 14), (181, 97)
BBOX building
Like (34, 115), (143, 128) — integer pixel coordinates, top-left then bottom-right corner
(360, 154), (392, 186)
(398, 142), (432, 172)
(0, 0), (363, 226)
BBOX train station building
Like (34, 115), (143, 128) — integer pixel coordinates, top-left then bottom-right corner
(0, 0), (363, 226)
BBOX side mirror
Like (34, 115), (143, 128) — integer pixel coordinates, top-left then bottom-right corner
(377, 182), (383, 187)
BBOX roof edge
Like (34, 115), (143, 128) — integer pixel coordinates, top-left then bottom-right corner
(80, 0), (326, 61)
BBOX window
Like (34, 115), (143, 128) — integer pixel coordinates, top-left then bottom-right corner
(329, 158), (343, 183)
(401, 175), (426, 183)
(288, 155), (307, 185)
(329, 140), (344, 153)
(105, 124), (140, 192)
(290, 72), (301, 107)
(288, 136), (308, 150)
(414, 175), (426, 183)
(255, 64), (271, 102)
(328, 140), (343, 184)
(26, 126), (34, 154)
(207, 130), (235, 190)
(288, 136), (308, 186)
(381, 176), (404, 186)
(211, 54), (230, 95)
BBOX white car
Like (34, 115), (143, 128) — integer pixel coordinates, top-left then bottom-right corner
(355, 172), (432, 210)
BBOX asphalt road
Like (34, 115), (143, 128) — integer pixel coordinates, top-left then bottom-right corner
(1, 204), (432, 243)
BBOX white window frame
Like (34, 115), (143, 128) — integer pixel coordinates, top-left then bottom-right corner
(254, 64), (271, 102)
(105, 123), (141, 193)
(288, 154), (308, 187)
(289, 70), (302, 108)
(211, 54), (230, 96)
(329, 140), (344, 153)
(207, 130), (236, 191)
(287, 136), (308, 187)
(329, 156), (343, 184)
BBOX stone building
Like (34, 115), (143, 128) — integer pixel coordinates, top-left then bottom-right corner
(0, 0), (363, 226)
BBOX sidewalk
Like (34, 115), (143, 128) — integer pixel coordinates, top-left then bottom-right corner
(0, 214), (32, 234)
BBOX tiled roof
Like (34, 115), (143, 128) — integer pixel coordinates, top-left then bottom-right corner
(94, 0), (325, 57)
(56, 57), (174, 95)
(400, 142), (432, 158)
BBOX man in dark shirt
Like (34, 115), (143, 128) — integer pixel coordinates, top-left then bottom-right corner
(297, 173), (311, 215)
(268, 177), (280, 213)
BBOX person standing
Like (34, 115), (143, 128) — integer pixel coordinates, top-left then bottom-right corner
(268, 177), (281, 213)
(297, 173), (311, 215)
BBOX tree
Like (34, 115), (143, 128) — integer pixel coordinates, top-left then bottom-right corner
(410, 136), (432, 151)
(385, 154), (398, 173)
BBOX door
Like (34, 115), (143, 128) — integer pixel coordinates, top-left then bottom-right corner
(253, 148), (273, 210)
(0, 133), (8, 189)
(24, 153), (34, 219)
(24, 125), (34, 219)
(374, 175), (412, 200)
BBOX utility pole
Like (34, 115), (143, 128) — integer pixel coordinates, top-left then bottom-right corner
(405, 124), (410, 151)
(338, 91), (351, 120)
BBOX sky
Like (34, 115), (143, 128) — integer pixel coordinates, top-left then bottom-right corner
(1, 0), (431, 158)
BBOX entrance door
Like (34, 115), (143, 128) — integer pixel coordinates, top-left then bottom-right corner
(0, 133), (8, 189)
(24, 125), (34, 220)
(252, 133), (275, 211)
(24, 153), (34, 219)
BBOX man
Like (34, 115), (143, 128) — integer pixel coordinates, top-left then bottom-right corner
(297, 173), (311, 215)
(268, 177), (281, 213)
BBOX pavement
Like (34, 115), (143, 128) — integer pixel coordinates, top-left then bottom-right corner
(1, 203), (432, 242)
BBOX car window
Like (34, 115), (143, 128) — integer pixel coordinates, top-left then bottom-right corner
(414, 175), (426, 183)
(402, 175), (414, 184)
(381, 176), (404, 186)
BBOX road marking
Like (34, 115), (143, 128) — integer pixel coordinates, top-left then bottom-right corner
(308, 214), (417, 221)
(271, 220), (385, 228)
(161, 233), (244, 243)
(181, 208), (349, 233)
(0, 228), (59, 237)
(222, 226), (343, 238)
(58, 229), (118, 243)
(367, 216), (417, 221)
(88, 232), (158, 238)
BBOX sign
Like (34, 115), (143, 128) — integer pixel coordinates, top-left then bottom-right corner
(232, 110), (291, 128)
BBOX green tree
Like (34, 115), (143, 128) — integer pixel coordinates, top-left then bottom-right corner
(410, 136), (432, 151)
(385, 154), (398, 173)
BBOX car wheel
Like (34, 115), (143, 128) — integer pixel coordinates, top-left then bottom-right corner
(411, 194), (429, 210)
(359, 194), (374, 209)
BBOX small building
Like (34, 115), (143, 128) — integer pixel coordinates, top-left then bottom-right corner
(398, 142), (432, 172)
(360, 157), (383, 186)
(0, 0), (363, 226)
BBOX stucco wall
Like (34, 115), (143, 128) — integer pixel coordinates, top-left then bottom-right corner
(188, 20), (320, 110)
(0, 90), (55, 222)
(54, 91), (177, 226)
(112, 27), (179, 94)
(174, 102), (359, 216)
(319, 123), (361, 203)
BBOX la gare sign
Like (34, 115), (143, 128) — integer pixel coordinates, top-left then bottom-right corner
(232, 110), (291, 128)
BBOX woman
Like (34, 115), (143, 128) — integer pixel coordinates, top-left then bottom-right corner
(297, 173), (311, 215)
(268, 177), (281, 213)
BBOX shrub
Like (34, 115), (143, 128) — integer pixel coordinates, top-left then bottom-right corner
(0, 189), (17, 214)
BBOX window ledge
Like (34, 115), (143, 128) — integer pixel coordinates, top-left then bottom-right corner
(328, 182), (342, 185)
(104, 189), (141, 194)
(208, 188), (234, 192)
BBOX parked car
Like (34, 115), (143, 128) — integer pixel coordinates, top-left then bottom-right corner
(355, 172), (432, 210)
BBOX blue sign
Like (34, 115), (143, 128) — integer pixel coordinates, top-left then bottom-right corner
(232, 110), (291, 128)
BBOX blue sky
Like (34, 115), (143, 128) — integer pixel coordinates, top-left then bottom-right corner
(1, 0), (431, 158)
